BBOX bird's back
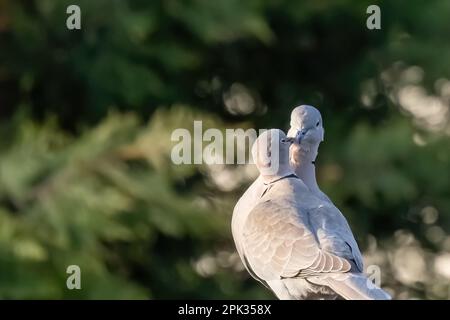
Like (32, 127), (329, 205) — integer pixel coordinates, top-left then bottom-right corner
(242, 177), (390, 300)
(257, 177), (364, 271)
(242, 177), (351, 299)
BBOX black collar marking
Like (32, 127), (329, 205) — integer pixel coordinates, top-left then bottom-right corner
(263, 173), (299, 186)
(260, 173), (299, 198)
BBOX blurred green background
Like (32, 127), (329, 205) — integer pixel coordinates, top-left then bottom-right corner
(0, 0), (449, 299)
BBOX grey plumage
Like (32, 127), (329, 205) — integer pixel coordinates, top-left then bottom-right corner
(243, 175), (390, 299)
(234, 128), (391, 300)
(287, 105), (365, 273)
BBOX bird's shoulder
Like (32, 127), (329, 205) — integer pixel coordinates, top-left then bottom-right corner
(232, 176), (265, 228)
(264, 176), (309, 198)
(244, 188), (310, 237)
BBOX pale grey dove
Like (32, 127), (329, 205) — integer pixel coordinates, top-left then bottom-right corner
(287, 105), (365, 273)
(236, 129), (391, 299)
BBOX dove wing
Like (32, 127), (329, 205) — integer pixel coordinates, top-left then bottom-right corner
(307, 204), (364, 272)
(242, 198), (351, 281)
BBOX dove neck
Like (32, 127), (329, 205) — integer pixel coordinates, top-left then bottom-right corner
(260, 167), (295, 184)
(294, 143), (321, 194)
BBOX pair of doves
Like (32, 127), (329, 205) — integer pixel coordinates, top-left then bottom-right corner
(231, 105), (391, 300)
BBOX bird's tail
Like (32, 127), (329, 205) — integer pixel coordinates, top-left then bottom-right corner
(308, 273), (391, 300)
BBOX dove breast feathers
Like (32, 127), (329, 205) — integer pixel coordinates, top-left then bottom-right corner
(242, 177), (352, 281)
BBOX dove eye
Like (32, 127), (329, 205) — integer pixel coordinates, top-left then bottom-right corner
(316, 121), (320, 127)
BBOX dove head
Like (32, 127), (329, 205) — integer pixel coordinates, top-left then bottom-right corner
(251, 129), (295, 182)
(287, 105), (324, 147)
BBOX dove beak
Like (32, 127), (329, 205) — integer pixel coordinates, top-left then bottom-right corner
(281, 137), (295, 144)
(296, 128), (308, 144)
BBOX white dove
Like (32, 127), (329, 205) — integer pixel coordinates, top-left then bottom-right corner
(287, 105), (364, 272)
(240, 129), (391, 299)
